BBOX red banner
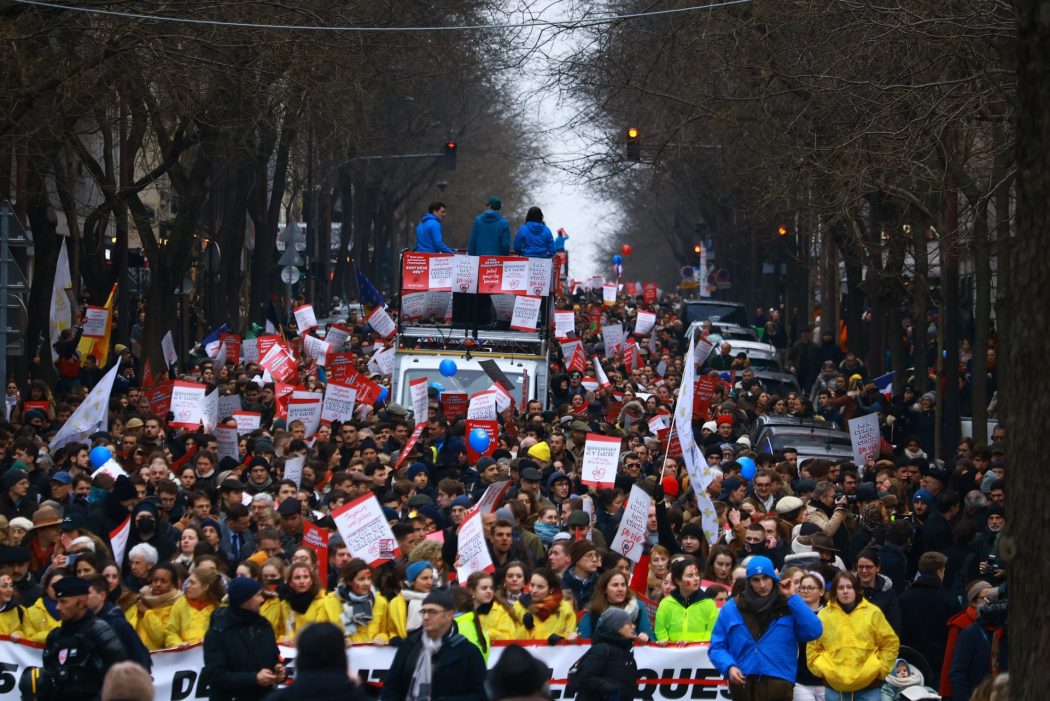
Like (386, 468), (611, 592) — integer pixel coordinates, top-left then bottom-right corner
(219, 333), (242, 366)
(345, 372), (383, 406)
(328, 353), (356, 383)
(302, 521), (330, 589)
(395, 424), (426, 470)
(643, 283), (658, 304)
(693, 376), (720, 420)
(145, 383), (174, 418)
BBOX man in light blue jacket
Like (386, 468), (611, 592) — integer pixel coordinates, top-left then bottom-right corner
(415, 201), (454, 253)
(709, 556), (823, 701)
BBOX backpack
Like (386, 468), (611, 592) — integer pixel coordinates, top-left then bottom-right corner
(564, 645), (604, 697)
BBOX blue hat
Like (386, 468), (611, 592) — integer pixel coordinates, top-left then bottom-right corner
(50, 471), (73, 485)
(912, 488), (934, 504)
(450, 495), (473, 509)
(227, 576), (263, 608)
(381, 507), (400, 521)
(406, 560), (434, 585)
(745, 556), (780, 582)
(407, 463), (429, 480)
(547, 471), (570, 489)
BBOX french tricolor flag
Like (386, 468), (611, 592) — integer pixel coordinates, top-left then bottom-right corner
(874, 371), (894, 397)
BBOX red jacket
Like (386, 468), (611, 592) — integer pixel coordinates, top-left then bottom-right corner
(940, 605), (978, 696)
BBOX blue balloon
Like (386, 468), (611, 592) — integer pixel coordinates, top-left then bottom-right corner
(613, 254), (623, 265)
(738, 456), (757, 481)
(90, 446), (112, 469)
(468, 428), (491, 454)
(439, 359), (458, 377)
(377, 387), (388, 404)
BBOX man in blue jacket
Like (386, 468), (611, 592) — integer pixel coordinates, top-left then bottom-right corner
(415, 201), (454, 253)
(709, 556), (823, 701)
(467, 196), (510, 255)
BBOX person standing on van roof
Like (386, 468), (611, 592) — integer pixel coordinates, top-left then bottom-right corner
(415, 202), (454, 253)
(468, 197), (511, 255)
(513, 207), (554, 258)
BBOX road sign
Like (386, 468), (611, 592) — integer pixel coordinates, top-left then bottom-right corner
(278, 245), (303, 267)
(681, 266), (694, 278)
(281, 266), (301, 284)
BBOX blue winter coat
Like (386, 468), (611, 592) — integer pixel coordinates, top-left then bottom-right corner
(709, 593), (823, 683)
(514, 221), (554, 257)
(415, 213), (454, 253)
(467, 211), (511, 255)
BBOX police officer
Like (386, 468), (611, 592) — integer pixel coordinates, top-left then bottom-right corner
(38, 577), (128, 701)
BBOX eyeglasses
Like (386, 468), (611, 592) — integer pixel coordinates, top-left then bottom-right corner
(798, 585), (820, 591)
(420, 608), (448, 617)
(625, 463), (641, 469)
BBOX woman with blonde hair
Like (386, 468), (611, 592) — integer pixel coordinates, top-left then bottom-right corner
(276, 562), (343, 644)
(647, 544), (672, 600)
(385, 560), (436, 640)
(163, 568), (225, 647)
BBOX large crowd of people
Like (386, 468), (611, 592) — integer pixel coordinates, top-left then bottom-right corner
(0, 215), (1011, 700)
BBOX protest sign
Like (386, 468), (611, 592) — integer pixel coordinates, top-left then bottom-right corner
(232, 411), (262, 433)
(215, 427), (240, 463)
(168, 381), (206, 429)
(554, 310), (575, 339)
(293, 304), (317, 332)
(366, 306), (396, 338)
(82, 305), (110, 337)
(849, 412), (882, 471)
(283, 455), (305, 488)
(321, 383), (357, 424)
(510, 295), (542, 331)
(456, 510), (495, 582)
(635, 310), (656, 336)
(331, 493), (400, 566)
(610, 485), (653, 562)
(302, 522), (330, 589)
(581, 432), (621, 488)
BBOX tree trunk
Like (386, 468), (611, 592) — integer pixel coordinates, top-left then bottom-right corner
(993, 181), (1012, 428)
(911, 225), (930, 392)
(1007, 4), (1050, 699)
(971, 198), (991, 444)
(940, 164), (961, 460)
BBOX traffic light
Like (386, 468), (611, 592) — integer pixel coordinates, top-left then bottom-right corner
(443, 141), (457, 171)
(777, 225), (789, 237)
(626, 128), (641, 162)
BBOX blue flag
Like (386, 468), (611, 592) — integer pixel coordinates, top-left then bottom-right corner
(355, 265), (385, 312)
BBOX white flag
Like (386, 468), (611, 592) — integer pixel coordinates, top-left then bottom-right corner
(50, 359), (122, 450)
(673, 336), (718, 545)
(49, 239), (73, 362)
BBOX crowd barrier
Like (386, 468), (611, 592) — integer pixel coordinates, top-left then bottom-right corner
(0, 636), (730, 700)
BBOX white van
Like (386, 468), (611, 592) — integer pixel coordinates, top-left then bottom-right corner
(392, 351), (548, 409)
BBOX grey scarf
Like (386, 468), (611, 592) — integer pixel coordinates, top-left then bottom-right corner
(409, 631), (444, 701)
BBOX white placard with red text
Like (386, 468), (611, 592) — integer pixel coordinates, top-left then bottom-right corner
(321, 383), (357, 424)
(456, 509), (495, 582)
(367, 306), (396, 338)
(168, 381), (207, 429)
(510, 295), (542, 331)
(293, 304), (317, 332)
(581, 432), (621, 488)
(287, 396), (322, 437)
(331, 493), (401, 566)
(554, 310), (575, 339)
(303, 334), (331, 366)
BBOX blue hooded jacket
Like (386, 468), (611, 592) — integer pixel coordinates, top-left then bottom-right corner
(514, 221), (554, 258)
(415, 213), (454, 253)
(467, 210), (511, 255)
(709, 593), (823, 683)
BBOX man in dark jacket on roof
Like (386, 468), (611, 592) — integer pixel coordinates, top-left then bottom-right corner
(467, 197), (511, 255)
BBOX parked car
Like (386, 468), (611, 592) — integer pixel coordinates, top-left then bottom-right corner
(749, 415), (854, 463)
(680, 300), (749, 328)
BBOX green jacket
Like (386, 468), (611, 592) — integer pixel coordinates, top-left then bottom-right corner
(455, 612), (491, 662)
(654, 590), (718, 642)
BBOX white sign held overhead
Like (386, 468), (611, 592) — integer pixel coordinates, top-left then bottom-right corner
(554, 310), (575, 339)
(321, 383), (357, 425)
(293, 304), (317, 332)
(609, 484), (652, 562)
(581, 433), (621, 488)
(456, 510), (495, 582)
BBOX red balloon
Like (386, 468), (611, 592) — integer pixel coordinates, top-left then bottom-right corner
(621, 244), (633, 256)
